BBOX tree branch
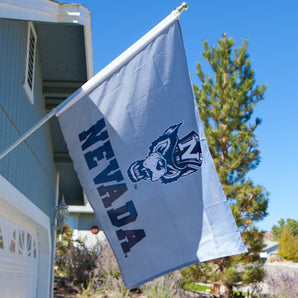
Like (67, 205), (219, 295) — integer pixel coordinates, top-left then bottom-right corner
(237, 194), (254, 217)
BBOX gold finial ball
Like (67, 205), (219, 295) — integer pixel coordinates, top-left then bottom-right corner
(177, 2), (189, 13)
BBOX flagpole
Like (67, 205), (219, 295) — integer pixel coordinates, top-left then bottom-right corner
(0, 108), (57, 160)
(55, 2), (188, 116)
(0, 2), (188, 160)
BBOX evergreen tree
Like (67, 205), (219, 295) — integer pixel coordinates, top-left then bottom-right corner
(272, 218), (286, 240)
(272, 218), (298, 240)
(183, 34), (269, 297)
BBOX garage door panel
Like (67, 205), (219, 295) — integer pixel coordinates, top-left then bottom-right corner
(0, 214), (39, 298)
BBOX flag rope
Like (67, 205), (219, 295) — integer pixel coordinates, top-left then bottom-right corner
(0, 2), (188, 160)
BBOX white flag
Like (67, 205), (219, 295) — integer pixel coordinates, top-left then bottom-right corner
(57, 20), (247, 289)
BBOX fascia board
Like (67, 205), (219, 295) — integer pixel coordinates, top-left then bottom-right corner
(68, 205), (94, 214)
(84, 9), (94, 79)
(0, 0), (89, 26)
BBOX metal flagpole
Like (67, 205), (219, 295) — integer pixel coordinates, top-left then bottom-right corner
(0, 2), (188, 160)
(56, 2), (188, 116)
(0, 108), (57, 160)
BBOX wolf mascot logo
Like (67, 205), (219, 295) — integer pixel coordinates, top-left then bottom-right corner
(127, 123), (203, 184)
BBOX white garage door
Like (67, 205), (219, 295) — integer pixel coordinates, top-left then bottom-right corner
(0, 209), (39, 298)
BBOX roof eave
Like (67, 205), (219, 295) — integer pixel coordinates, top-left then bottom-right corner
(0, 0), (94, 78)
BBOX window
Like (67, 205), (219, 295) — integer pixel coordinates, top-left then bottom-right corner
(27, 233), (32, 257)
(23, 22), (37, 104)
(0, 226), (3, 249)
(33, 240), (37, 258)
(10, 230), (16, 252)
(18, 229), (25, 255)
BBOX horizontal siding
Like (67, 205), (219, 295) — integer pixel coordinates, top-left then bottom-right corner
(0, 19), (56, 217)
(68, 213), (100, 231)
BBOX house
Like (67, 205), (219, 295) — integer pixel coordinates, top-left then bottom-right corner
(259, 232), (279, 260)
(67, 195), (106, 249)
(0, 0), (100, 296)
(260, 240), (279, 260)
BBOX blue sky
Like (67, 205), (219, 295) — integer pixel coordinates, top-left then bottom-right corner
(63, 0), (298, 231)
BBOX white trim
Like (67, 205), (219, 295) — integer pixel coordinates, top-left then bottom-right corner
(50, 170), (60, 298)
(69, 192), (94, 213)
(0, 176), (50, 230)
(69, 203), (94, 214)
(84, 9), (94, 79)
(0, 175), (51, 298)
(83, 191), (89, 205)
(0, 0), (89, 25)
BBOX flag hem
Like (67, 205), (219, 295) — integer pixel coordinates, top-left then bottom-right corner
(125, 249), (247, 289)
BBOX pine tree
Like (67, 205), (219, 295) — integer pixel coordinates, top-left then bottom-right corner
(183, 34), (269, 297)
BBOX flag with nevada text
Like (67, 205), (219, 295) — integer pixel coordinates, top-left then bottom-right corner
(57, 21), (247, 289)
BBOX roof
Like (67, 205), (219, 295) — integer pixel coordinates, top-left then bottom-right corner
(263, 240), (279, 252)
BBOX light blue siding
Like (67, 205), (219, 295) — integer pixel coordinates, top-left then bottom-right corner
(0, 19), (56, 217)
(68, 213), (100, 231)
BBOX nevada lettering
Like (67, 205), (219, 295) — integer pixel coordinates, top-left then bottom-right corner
(78, 118), (146, 255)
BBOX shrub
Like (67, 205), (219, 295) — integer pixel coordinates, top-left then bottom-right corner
(96, 241), (127, 295)
(55, 228), (102, 295)
(55, 226), (184, 297)
(265, 272), (298, 297)
(268, 255), (278, 263)
(55, 226), (127, 296)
